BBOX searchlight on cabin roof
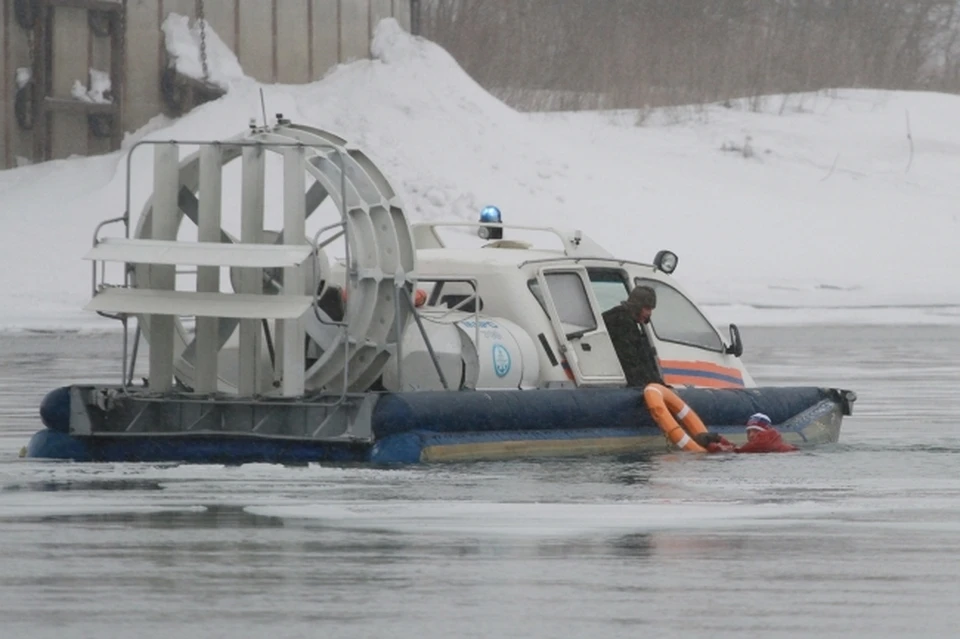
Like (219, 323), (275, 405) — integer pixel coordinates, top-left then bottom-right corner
(478, 205), (504, 240)
(654, 250), (678, 274)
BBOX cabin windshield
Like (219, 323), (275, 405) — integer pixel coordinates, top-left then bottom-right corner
(635, 277), (723, 351)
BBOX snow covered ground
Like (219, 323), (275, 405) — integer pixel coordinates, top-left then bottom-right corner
(1, 17), (958, 332)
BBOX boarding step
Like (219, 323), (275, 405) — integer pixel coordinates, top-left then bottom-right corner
(84, 238), (313, 267)
(85, 288), (313, 319)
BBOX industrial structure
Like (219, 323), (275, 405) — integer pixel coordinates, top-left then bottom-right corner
(1, 0), (416, 169)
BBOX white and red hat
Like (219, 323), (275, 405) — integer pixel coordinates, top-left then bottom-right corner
(745, 412), (772, 433)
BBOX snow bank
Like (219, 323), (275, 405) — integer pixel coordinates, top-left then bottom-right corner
(1, 17), (958, 332)
(160, 13), (247, 89)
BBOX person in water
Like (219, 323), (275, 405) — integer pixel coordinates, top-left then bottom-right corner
(601, 285), (665, 387)
(694, 412), (798, 453)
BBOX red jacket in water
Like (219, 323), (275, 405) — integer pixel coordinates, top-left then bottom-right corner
(705, 436), (736, 453)
(704, 431), (798, 454)
(735, 428), (798, 453)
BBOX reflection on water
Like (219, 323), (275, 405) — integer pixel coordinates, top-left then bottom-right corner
(0, 333), (121, 435)
(4, 478), (166, 493)
(1, 326), (960, 639)
(7, 504), (283, 529)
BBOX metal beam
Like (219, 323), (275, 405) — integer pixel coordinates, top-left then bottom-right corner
(281, 146), (307, 397)
(238, 145), (265, 395)
(148, 143), (180, 392)
(195, 145), (223, 394)
(84, 237), (312, 267)
(85, 288), (313, 319)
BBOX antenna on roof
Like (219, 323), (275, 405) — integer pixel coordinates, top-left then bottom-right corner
(259, 88), (268, 128)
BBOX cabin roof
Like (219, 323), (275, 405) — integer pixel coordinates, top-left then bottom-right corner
(415, 247), (656, 276)
(416, 247), (562, 272)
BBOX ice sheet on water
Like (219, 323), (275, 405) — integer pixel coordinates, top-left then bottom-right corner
(0, 460), (430, 518)
(3, 460), (421, 486)
(244, 500), (834, 538)
(0, 492), (207, 519)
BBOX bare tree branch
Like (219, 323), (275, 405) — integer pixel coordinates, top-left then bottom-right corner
(420, 0), (960, 112)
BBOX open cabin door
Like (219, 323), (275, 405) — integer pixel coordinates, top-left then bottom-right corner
(535, 266), (625, 387)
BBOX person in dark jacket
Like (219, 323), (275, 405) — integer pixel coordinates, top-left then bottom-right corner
(601, 285), (665, 387)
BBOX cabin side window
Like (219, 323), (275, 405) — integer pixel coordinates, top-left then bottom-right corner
(425, 280), (484, 312)
(634, 277), (723, 352)
(528, 279), (547, 313)
(528, 273), (597, 338)
(544, 272), (597, 337)
(586, 268), (630, 312)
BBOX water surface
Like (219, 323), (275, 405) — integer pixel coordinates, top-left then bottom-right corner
(2, 326), (959, 638)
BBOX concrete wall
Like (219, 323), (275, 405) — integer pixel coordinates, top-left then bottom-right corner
(1, 2), (6, 169)
(1, 0), (412, 170)
(2, 1), (34, 167)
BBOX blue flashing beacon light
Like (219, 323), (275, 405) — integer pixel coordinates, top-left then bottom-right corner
(478, 205), (504, 240)
(479, 205), (502, 223)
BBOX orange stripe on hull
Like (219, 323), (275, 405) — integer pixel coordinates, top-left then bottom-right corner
(660, 360), (745, 388)
(662, 374), (743, 389)
(660, 360), (744, 377)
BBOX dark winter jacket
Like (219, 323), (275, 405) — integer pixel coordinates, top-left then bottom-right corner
(601, 304), (664, 388)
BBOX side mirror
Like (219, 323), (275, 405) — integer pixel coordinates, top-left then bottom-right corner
(725, 323), (743, 357)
